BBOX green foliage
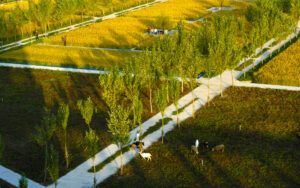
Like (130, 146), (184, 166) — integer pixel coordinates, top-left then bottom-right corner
(57, 103), (70, 168)
(47, 145), (59, 188)
(57, 103), (69, 130)
(85, 128), (99, 160)
(33, 109), (57, 147)
(107, 105), (131, 149)
(133, 96), (143, 132)
(99, 67), (124, 110)
(154, 84), (168, 143)
(77, 97), (94, 128)
(0, 135), (4, 163)
(100, 87), (300, 188)
(169, 78), (180, 108)
(154, 85), (168, 118)
(155, 14), (172, 30)
(18, 174), (28, 188)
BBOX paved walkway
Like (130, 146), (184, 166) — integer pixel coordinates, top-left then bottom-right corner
(0, 62), (106, 74)
(0, 0), (167, 53)
(0, 20), (299, 188)
(38, 44), (143, 53)
(0, 166), (41, 188)
(235, 81), (300, 91)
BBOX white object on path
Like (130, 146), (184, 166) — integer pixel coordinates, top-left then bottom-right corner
(1, 19), (299, 188)
(206, 7), (235, 13)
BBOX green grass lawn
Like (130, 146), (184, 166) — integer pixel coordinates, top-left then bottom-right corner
(100, 87), (300, 187)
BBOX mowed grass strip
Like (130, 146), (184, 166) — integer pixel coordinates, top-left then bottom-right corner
(0, 45), (137, 69)
(253, 38), (300, 87)
(100, 87), (300, 188)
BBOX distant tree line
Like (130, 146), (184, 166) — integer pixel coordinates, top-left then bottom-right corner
(0, 0), (141, 43)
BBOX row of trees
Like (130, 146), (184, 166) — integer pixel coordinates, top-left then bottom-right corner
(1, 0), (298, 187)
(98, 0), (299, 174)
(0, 0), (136, 43)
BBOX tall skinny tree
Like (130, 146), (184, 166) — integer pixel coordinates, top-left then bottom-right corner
(77, 97), (94, 129)
(57, 103), (70, 168)
(133, 96), (143, 133)
(107, 105), (131, 175)
(169, 78), (180, 128)
(33, 109), (56, 183)
(47, 145), (59, 188)
(85, 128), (99, 188)
(154, 85), (168, 144)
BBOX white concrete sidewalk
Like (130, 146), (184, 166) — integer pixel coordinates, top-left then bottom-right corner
(235, 81), (300, 91)
(0, 165), (42, 188)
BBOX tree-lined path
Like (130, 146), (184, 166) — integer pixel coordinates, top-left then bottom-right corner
(1, 23), (299, 186)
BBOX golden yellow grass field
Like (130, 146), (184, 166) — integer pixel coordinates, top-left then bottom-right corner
(254, 39), (300, 87)
(0, 45), (136, 68)
(0, 0), (251, 68)
(43, 0), (251, 49)
(127, 0), (251, 20)
(43, 17), (167, 49)
(0, 1), (27, 11)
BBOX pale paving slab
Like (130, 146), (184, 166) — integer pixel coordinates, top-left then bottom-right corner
(235, 82), (300, 91)
(0, 166), (44, 188)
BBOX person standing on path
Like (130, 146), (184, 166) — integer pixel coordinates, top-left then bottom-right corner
(136, 130), (140, 141)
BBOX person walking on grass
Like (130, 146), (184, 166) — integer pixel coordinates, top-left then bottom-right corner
(35, 29), (39, 40)
(62, 36), (67, 46)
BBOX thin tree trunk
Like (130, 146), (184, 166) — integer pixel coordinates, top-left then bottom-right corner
(192, 90), (195, 118)
(133, 107), (136, 128)
(64, 130), (69, 168)
(166, 81), (169, 103)
(231, 70), (234, 87)
(207, 79), (210, 105)
(181, 79), (184, 93)
(176, 105), (180, 128)
(93, 159), (96, 188)
(139, 123), (143, 134)
(120, 150), (123, 175)
(44, 144), (48, 183)
(243, 61), (246, 78)
(161, 115), (164, 144)
(220, 74), (223, 97)
(149, 86), (153, 113)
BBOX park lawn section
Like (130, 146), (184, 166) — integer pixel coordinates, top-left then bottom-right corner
(127, 0), (251, 20)
(0, 45), (137, 69)
(100, 87), (300, 188)
(42, 0), (251, 49)
(42, 17), (165, 49)
(0, 1), (27, 11)
(0, 67), (191, 185)
(253, 38), (300, 87)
